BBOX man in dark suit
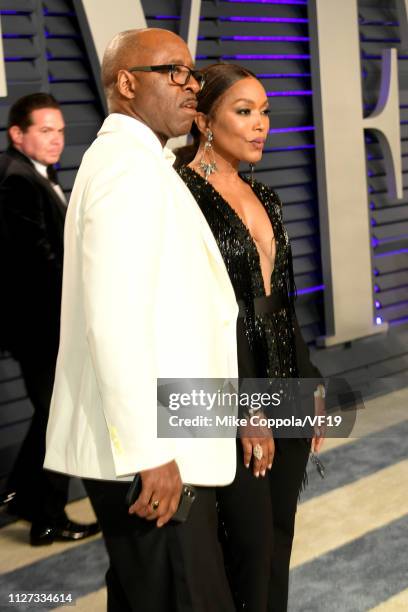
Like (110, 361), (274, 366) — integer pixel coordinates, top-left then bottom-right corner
(0, 93), (99, 545)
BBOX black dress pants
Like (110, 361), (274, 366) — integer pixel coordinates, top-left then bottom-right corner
(216, 439), (309, 612)
(84, 479), (236, 612)
(217, 441), (273, 611)
(268, 437), (311, 612)
(7, 354), (69, 525)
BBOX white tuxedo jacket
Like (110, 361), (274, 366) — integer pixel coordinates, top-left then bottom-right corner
(45, 114), (239, 485)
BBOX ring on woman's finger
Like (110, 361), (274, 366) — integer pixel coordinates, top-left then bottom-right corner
(151, 499), (160, 511)
(253, 443), (263, 461)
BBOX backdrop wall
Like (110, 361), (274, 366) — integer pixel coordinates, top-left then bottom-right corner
(0, 0), (407, 493)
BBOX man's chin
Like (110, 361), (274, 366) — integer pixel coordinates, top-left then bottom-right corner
(172, 116), (195, 138)
(44, 158), (60, 166)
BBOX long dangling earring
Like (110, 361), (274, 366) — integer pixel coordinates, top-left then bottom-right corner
(199, 129), (217, 181)
(249, 163), (255, 186)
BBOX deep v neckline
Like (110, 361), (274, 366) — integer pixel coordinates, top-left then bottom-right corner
(185, 166), (278, 297)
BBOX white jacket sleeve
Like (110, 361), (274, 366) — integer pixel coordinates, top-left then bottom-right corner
(81, 150), (175, 476)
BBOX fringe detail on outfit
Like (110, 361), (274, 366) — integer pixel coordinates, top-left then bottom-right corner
(298, 465), (309, 500)
(287, 243), (297, 308)
(297, 438), (312, 502)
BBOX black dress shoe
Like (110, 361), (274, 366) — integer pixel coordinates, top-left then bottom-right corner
(30, 519), (100, 546)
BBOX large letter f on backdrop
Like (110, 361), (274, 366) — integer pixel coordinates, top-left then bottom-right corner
(309, 0), (403, 346)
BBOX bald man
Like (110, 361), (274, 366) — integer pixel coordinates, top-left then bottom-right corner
(45, 29), (238, 611)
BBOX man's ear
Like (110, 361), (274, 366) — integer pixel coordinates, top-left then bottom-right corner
(8, 125), (23, 146)
(194, 112), (210, 136)
(116, 69), (136, 99)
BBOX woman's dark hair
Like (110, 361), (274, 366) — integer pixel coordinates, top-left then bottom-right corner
(174, 63), (257, 169)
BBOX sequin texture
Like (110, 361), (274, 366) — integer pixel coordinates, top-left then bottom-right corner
(178, 166), (298, 379)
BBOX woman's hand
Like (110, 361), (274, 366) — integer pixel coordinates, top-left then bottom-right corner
(312, 384), (326, 453)
(240, 413), (275, 477)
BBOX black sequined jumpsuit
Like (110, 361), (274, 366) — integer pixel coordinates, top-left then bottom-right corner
(178, 166), (320, 612)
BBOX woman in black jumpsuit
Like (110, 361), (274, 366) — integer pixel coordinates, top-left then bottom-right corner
(175, 63), (322, 612)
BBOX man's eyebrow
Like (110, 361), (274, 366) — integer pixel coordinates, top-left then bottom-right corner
(167, 59), (191, 66)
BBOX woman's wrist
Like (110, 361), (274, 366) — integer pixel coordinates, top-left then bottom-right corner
(314, 383), (326, 399)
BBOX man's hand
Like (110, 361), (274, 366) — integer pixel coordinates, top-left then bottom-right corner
(240, 414), (274, 477)
(128, 460), (182, 527)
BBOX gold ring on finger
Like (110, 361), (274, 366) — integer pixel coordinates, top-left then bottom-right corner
(253, 443), (263, 461)
(151, 499), (160, 511)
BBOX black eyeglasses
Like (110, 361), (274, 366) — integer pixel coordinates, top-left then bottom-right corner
(127, 64), (205, 91)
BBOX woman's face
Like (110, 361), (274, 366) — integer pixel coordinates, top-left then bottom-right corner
(207, 76), (270, 165)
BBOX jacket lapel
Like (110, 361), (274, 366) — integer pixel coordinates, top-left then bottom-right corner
(7, 148), (66, 217)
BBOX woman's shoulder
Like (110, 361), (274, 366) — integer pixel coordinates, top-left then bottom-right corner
(176, 165), (195, 178)
(176, 164), (197, 185)
(176, 165), (209, 196)
(176, 164), (189, 176)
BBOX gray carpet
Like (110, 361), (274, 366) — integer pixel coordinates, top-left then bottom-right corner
(0, 539), (108, 610)
(289, 515), (408, 612)
(302, 419), (408, 503)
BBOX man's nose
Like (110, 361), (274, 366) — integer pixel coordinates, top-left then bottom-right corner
(185, 76), (200, 94)
(51, 133), (64, 145)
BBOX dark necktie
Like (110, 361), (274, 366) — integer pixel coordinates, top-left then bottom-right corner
(46, 165), (58, 185)
(46, 165), (67, 206)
